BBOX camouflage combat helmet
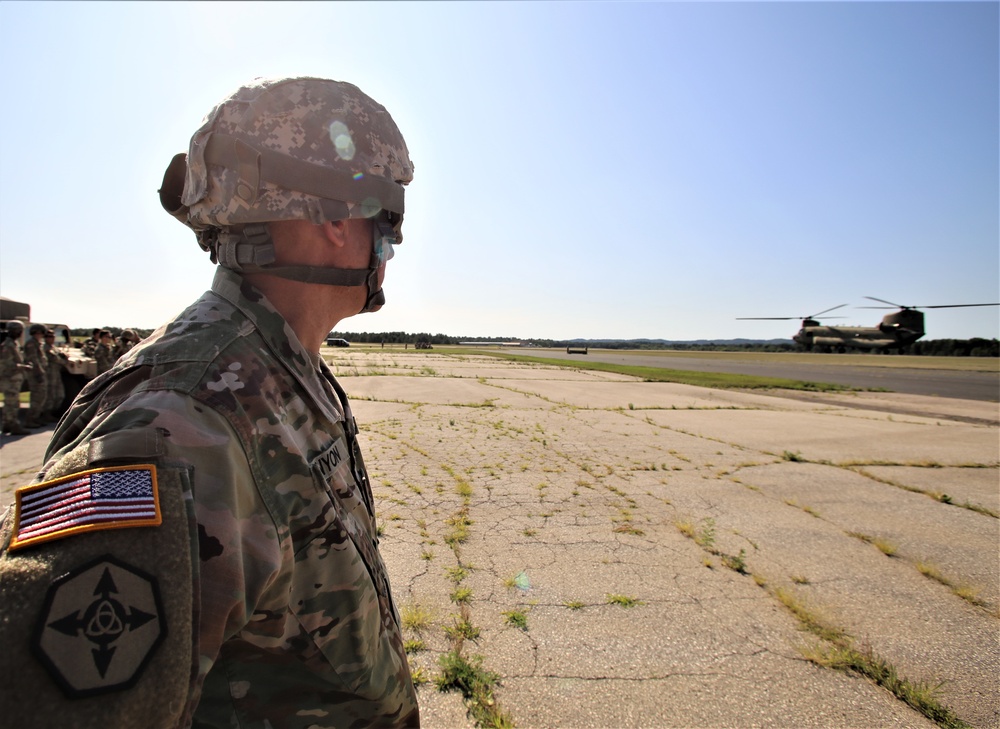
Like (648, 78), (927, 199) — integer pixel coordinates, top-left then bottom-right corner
(120, 329), (137, 342)
(29, 324), (46, 336)
(159, 76), (413, 313)
(6, 321), (23, 334)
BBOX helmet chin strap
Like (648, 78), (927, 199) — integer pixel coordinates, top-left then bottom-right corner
(200, 223), (390, 314)
(360, 269), (385, 313)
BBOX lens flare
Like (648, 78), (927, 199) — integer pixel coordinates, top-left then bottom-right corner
(328, 121), (355, 161)
(359, 196), (382, 219)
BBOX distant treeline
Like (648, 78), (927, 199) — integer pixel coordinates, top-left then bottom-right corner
(331, 331), (1000, 357)
(907, 338), (998, 357)
(68, 327), (1000, 357)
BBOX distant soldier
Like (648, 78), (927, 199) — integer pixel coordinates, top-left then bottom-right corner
(23, 324), (51, 427)
(114, 329), (137, 361)
(93, 329), (115, 375)
(0, 321), (31, 435)
(81, 328), (101, 357)
(42, 329), (67, 419)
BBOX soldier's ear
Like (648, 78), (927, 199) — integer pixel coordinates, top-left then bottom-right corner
(321, 220), (349, 248)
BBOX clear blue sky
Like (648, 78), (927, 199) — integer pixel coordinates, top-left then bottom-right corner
(1, 1), (997, 341)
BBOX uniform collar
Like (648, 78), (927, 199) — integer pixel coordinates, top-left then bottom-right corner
(210, 267), (345, 423)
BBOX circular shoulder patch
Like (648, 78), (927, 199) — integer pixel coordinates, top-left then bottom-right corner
(33, 554), (167, 698)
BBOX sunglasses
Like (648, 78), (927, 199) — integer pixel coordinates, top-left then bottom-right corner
(373, 210), (402, 266)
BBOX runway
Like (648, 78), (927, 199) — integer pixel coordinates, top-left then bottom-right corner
(518, 349), (1000, 402)
(3, 352), (998, 728)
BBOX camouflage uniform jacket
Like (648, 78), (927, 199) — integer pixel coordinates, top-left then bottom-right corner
(114, 340), (134, 362)
(0, 267), (419, 728)
(93, 342), (114, 374)
(42, 340), (67, 373)
(23, 336), (48, 384)
(0, 336), (25, 381)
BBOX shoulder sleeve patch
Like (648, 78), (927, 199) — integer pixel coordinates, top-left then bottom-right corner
(9, 465), (162, 551)
(33, 554), (167, 698)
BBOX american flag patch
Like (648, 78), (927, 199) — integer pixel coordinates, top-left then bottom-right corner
(9, 465), (161, 551)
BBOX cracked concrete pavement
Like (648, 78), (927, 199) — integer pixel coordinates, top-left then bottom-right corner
(2, 351), (997, 728)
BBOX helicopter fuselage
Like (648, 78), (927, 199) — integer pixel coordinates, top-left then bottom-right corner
(741, 301), (996, 353)
(794, 325), (922, 351)
(795, 310), (925, 352)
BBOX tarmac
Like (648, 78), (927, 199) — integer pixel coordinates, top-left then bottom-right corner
(1, 351), (997, 728)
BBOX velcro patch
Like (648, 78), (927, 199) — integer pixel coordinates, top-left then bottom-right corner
(10, 465), (161, 551)
(34, 554), (166, 697)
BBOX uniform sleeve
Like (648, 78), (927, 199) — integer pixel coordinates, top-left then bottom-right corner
(0, 389), (282, 728)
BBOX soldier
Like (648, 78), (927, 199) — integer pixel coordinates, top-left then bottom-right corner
(114, 328), (138, 361)
(0, 77), (418, 727)
(93, 329), (115, 374)
(81, 327), (101, 356)
(42, 328), (67, 419)
(22, 323), (51, 427)
(0, 321), (32, 435)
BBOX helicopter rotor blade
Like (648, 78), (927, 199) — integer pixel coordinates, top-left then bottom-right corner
(861, 298), (999, 310)
(863, 296), (905, 308)
(810, 304), (849, 318)
(736, 316), (847, 321)
(920, 303), (1000, 309)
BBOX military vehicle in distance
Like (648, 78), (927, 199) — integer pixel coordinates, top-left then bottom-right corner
(1, 296), (97, 413)
(738, 299), (1000, 353)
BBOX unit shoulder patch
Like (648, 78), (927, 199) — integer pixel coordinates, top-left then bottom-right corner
(33, 554), (167, 698)
(9, 465), (161, 551)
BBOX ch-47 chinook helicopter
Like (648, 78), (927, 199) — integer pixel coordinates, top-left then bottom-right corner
(738, 298), (1000, 353)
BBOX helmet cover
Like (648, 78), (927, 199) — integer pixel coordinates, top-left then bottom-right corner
(165, 77), (413, 231)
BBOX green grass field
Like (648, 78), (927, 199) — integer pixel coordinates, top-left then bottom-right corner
(338, 344), (999, 373)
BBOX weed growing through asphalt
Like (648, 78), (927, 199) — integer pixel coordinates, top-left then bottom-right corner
(802, 644), (971, 729)
(436, 651), (513, 728)
(404, 639), (426, 654)
(613, 521), (646, 536)
(695, 518), (716, 549)
(446, 565), (472, 584)
(606, 593), (642, 608)
(873, 538), (898, 557)
(676, 516), (750, 575)
(848, 531), (898, 557)
(722, 549), (748, 574)
(771, 587), (969, 728)
(916, 562), (991, 611)
(851, 467), (999, 518)
(409, 664), (430, 686)
(444, 615), (481, 643)
(502, 609), (529, 631)
(400, 602), (434, 632)
(451, 587), (474, 605)
(431, 453), (512, 727)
